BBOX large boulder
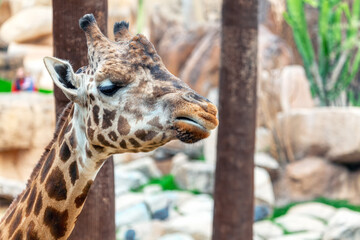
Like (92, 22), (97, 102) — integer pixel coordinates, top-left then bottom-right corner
(274, 157), (360, 204)
(180, 27), (220, 96)
(0, 93), (55, 150)
(275, 107), (360, 163)
(258, 25), (293, 72)
(172, 161), (215, 194)
(258, 65), (314, 128)
(0, 93), (55, 182)
(0, 6), (52, 43)
(157, 25), (209, 77)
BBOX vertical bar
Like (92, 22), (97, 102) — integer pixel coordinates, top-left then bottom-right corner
(212, 0), (258, 239)
(52, 1), (115, 239)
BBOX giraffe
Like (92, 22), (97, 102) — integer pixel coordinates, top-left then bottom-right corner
(0, 14), (218, 240)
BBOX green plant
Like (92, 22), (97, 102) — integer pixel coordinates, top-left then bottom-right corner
(284, 0), (360, 106)
(136, 0), (145, 33)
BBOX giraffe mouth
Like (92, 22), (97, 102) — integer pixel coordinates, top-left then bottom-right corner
(175, 117), (206, 130)
(174, 116), (210, 143)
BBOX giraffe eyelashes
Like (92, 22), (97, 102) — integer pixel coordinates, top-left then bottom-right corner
(98, 80), (124, 96)
(98, 83), (123, 96)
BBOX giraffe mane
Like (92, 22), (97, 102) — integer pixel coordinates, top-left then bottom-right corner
(0, 102), (74, 223)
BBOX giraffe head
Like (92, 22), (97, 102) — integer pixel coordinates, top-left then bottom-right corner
(44, 14), (218, 156)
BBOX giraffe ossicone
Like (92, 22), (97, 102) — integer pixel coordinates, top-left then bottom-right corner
(0, 13), (218, 239)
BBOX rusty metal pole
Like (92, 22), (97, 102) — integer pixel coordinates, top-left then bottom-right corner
(212, 0), (258, 239)
(52, 1), (115, 239)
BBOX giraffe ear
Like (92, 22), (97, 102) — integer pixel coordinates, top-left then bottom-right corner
(43, 57), (79, 103)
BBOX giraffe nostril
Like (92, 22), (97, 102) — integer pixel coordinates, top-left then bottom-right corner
(182, 92), (209, 104)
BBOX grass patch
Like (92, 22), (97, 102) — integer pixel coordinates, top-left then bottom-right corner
(38, 88), (53, 94)
(0, 78), (12, 92)
(270, 197), (360, 220)
(131, 174), (202, 195)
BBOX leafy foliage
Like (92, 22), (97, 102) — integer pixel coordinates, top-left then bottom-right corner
(284, 0), (360, 106)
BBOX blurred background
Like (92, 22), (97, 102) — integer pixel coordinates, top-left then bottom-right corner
(0, 0), (360, 239)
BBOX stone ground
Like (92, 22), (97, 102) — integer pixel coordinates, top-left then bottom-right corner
(112, 153), (360, 240)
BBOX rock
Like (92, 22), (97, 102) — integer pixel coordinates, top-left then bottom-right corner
(177, 194), (213, 215)
(256, 127), (272, 153)
(258, 25), (293, 72)
(0, 177), (25, 199)
(0, 148), (45, 182)
(254, 152), (279, 180)
(287, 202), (336, 221)
(116, 202), (151, 227)
(180, 27), (220, 96)
(253, 220), (283, 239)
(0, 7), (52, 43)
(115, 192), (145, 212)
(323, 208), (360, 240)
(255, 167), (275, 207)
(117, 221), (165, 240)
(279, 157), (348, 202)
(144, 186), (170, 220)
(114, 168), (148, 196)
(157, 24), (209, 77)
(275, 107), (360, 163)
(258, 65), (314, 128)
(274, 214), (326, 233)
(268, 231), (322, 240)
(0, 93), (55, 151)
(9, 0), (52, 15)
(173, 161), (214, 194)
(0, 1), (11, 26)
(119, 157), (162, 179)
(164, 212), (212, 240)
(275, 157), (360, 205)
(254, 205), (272, 222)
(159, 233), (194, 240)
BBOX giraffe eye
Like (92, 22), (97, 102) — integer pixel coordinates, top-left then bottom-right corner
(98, 83), (122, 96)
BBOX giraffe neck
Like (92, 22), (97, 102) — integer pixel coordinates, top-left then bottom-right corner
(0, 103), (107, 240)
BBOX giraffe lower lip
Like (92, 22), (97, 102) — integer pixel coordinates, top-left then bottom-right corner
(175, 117), (206, 131)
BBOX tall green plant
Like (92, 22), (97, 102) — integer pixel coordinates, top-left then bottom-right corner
(284, 0), (360, 106)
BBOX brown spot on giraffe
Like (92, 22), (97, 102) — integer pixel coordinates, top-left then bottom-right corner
(8, 210), (22, 238)
(34, 192), (42, 216)
(120, 140), (127, 149)
(69, 131), (77, 148)
(129, 138), (140, 148)
(86, 146), (93, 158)
(20, 188), (30, 203)
(147, 116), (163, 130)
(60, 141), (71, 162)
(92, 144), (104, 152)
(4, 209), (14, 225)
(40, 148), (55, 183)
(92, 105), (100, 125)
(25, 185), (37, 217)
(108, 131), (118, 141)
(12, 230), (22, 240)
(69, 161), (79, 185)
(45, 167), (67, 201)
(43, 207), (68, 238)
(87, 127), (95, 140)
(97, 134), (116, 148)
(26, 221), (40, 240)
(102, 109), (116, 129)
(135, 130), (158, 141)
(74, 180), (93, 208)
(117, 115), (130, 135)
